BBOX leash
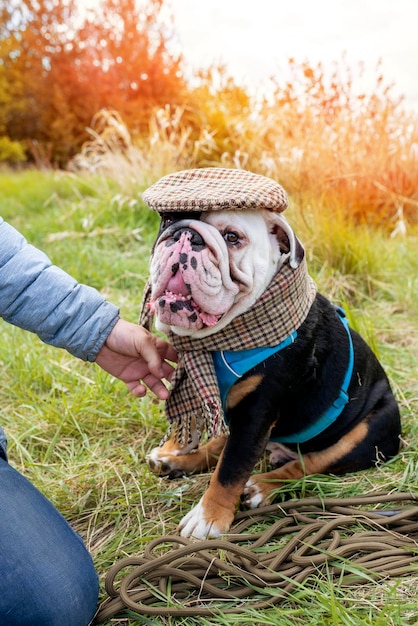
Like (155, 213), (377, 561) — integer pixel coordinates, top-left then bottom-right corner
(94, 492), (418, 622)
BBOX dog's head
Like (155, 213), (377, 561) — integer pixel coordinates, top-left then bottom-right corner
(147, 208), (304, 338)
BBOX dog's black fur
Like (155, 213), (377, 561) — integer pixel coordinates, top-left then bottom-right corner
(219, 292), (401, 495)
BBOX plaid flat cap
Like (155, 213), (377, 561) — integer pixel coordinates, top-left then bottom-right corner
(142, 168), (288, 213)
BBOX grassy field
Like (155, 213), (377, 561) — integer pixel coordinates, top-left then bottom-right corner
(1, 168), (418, 625)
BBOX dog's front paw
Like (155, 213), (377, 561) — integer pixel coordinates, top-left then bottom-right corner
(178, 497), (234, 539)
(147, 446), (186, 479)
(242, 473), (277, 509)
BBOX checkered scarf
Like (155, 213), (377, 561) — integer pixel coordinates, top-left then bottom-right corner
(140, 258), (316, 446)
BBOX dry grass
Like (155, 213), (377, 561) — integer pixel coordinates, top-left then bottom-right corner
(71, 58), (418, 236)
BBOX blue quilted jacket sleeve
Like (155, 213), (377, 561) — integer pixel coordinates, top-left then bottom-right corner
(0, 217), (120, 361)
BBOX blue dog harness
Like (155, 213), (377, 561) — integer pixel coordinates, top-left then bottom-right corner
(212, 332), (297, 411)
(212, 307), (354, 444)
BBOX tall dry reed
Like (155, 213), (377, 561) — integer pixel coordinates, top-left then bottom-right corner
(71, 57), (418, 232)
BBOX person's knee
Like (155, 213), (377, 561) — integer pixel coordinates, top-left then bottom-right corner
(2, 548), (99, 626)
(0, 459), (99, 625)
(35, 557), (99, 626)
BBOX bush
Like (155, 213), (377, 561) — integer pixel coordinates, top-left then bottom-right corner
(0, 136), (26, 164)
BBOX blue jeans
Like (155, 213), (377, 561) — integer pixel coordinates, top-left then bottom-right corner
(0, 449), (99, 625)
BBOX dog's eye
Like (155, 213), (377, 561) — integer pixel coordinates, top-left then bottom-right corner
(224, 231), (240, 245)
(161, 216), (174, 229)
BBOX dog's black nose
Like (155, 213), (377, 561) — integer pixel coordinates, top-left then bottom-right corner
(173, 227), (205, 251)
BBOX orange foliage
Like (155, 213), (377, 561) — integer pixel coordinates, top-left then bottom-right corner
(181, 58), (418, 229)
(0, 0), (186, 164)
(0, 0), (416, 228)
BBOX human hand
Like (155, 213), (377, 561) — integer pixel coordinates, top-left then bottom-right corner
(95, 319), (177, 399)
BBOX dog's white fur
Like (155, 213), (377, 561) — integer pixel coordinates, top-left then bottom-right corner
(151, 210), (299, 339)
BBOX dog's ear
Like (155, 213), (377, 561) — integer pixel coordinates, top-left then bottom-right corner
(271, 214), (305, 268)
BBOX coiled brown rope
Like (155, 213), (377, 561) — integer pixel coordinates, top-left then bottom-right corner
(94, 492), (418, 622)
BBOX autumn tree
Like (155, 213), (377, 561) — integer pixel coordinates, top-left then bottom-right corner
(83, 0), (186, 131)
(0, 0), (186, 165)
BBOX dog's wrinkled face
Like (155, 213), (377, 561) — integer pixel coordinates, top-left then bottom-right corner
(148, 209), (304, 338)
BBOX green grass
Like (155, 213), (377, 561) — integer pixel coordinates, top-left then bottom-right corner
(0, 170), (417, 625)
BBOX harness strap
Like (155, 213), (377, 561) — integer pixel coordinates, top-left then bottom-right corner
(213, 307), (355, 444)
(277, 307), (354, 443)
(212, 332), (297, 412)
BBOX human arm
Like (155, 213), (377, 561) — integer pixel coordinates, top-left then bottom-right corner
(0, 217), (119, 360)
(0, 217), (175, 398)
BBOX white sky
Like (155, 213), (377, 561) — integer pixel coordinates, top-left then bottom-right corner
(168, 0), (418, 108)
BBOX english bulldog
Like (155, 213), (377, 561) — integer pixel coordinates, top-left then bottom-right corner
(142, 169), (401, 540)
